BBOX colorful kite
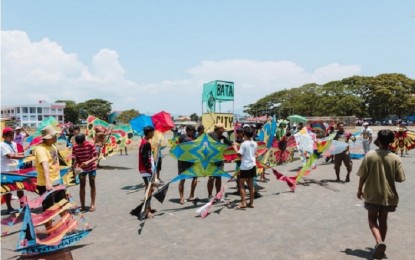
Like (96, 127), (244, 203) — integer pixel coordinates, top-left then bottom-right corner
(390, 128), (415, 156)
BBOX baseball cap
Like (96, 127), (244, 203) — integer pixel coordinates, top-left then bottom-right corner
(214, 123), (225, 128)
(2, 127), (14, 136)
(363, 122), (369, 126)
(15, 126), (22, 130)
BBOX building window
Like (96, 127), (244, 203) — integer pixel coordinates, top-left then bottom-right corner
(22, 107), (28, 113)
(1, 111), (3, 114)
(23, 123), (29, 127)
(30, 123), (36, 127)
(37, 107), (42, 113)
(29, 107), (36, 113)
(11, 109), (14, 113)
(58, 115), (63, 121)
(38, 115), (43, 121)
(22, 115), (28, 121)
(7, 110), (10, 114)
(52, 108), (56, 113)
(30, 115), (36, 121)
(16, 107), (20, 113)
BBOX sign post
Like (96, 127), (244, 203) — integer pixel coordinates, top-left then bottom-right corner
(202, 80), (234, 131)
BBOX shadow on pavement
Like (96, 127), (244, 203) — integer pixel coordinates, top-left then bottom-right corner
(297, 178), (341, 192)
(341, 247), (373, 259)
(121, 184), (145, 191)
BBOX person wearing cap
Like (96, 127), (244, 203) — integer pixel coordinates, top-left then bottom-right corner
(72, 134), (98, 212)
(207, 123), (233, 200)
(34, 126), (64, 197)
(333, 122), (353, 182)
(13, 126), (29, 153)
(1, 127), (25, 214)
(356, 130), (405, 259)
(360, 122), (373, 154)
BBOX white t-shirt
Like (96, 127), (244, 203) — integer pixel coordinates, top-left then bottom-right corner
(361, 127), (373, 140)
(238, 140), (257, 170)
(0, 141), (19, 172)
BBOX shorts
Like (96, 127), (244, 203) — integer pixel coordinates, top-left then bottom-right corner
(37, 186), (67, 211)
(80, 170), (97, 177)
(364, 202), (396, 212)
(240, 166), (257, 178)
(142, 175), (152, 186)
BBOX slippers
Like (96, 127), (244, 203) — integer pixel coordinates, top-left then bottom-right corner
(187, 196), (199, 202)
(372, 242), (386, 259)
(247, 204), (254, 208)
(235, 204), (247, 210)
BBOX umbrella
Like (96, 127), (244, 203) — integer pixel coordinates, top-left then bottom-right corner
(287, 114), (307, 124)
(130, 115), (154, 136)
(151, 111), (174, 133)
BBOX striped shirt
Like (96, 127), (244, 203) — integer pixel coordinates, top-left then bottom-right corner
(72, 141), (98, 172)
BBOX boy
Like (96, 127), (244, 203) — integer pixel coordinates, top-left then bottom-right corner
(72, 134), (98, 212)
(138, 126), (157, 218)
(1, 127), (25, 213)
(233, 128), (257, 209)
(177, 125), (198, 204)
(334, 122), (353, 182)
(357, 130), (405, 259)
(34, 126), (66, 228)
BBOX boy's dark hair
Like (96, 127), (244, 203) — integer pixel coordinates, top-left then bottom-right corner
(377, 129), (395, 146)
(143, 126), (155, 136)
(243, 128), (254, 138)
(197, 125), (205, 132)
(186, 125), (196, 132)
(236, 127), (244, 134)
(256, 123), (263, 129)
(73, 126), (81, 131)
(75, 134), (86, 144)
(337, 122), (344, 128)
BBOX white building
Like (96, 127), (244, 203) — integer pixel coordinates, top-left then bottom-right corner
(1, 101), (66, 128)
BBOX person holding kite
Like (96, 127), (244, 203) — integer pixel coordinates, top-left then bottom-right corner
(207, 123), (233, 200)
(13, 126), (29, 153)
(177, 125), (198, 204)
(34, 126), (66, 228)
(333, 122), (353, 182)
(1, 127), (26, 214)
(138, 126), (157, 218)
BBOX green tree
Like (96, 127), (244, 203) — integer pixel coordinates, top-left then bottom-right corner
(190, 113), (199, 122)
(77, 99), (112, 121)
(55, 100), (79, 123)
(118, 109), (140, 123)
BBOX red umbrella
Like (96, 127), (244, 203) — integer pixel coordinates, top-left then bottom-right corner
(151, 111), (174, 133)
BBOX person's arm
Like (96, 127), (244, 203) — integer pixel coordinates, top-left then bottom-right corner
(22, 128), (30, 137)
(357, 176), (366, 199)
(81, 145), (99, 168)
(395, 160), (406, 183)
(41, 160), (53, 191)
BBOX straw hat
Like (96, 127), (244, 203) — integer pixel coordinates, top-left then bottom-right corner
(41, 126), (59, 139)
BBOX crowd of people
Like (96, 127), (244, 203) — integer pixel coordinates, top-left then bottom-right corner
(1, 120), (410, 259)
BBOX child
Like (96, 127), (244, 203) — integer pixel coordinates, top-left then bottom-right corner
(138, 126), (157, 218)
(72, 134), (98, 212)
(357, 129), (405, 259)
(233, 128), (257, 209)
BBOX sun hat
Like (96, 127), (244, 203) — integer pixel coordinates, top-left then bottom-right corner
(15, 126), (22, 130)
(363, 122), (369, 126)
(214, 123), (225, 128)
(41, 126), (59, 139)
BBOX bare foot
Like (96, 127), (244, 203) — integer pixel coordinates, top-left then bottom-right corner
(89, 205), (96, 212)
(180, 198), (185, 205)
(247, 204), (254, 208)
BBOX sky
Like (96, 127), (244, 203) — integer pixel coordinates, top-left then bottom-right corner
(2, 0), (414, 116)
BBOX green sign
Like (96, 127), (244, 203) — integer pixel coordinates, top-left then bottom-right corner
(202, 80), (234, 102)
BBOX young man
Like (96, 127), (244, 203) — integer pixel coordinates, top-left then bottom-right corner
(207, 123), (233, 199)
(333, 122), (353, 182)
(1, 127), (25, 214)
(34, 126), (66, 227)
(233, 128), (257, 209)
(361, 122), (373, 155)
(138, 126), (157, 218)
(357, 130), (405, 259)
(178, 125), (198, 204)
(72, 134), (98, 212)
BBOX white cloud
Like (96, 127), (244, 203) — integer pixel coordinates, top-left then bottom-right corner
(1, 30), (362, 116)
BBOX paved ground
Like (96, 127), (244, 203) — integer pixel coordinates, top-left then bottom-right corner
(2, 128), (415, 259)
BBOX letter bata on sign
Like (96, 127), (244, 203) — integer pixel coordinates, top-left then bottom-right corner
(216, 83), (234, 98)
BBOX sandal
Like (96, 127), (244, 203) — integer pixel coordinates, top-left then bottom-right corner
(235, 203), (247, 210)
(187, 196), (199, 202)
